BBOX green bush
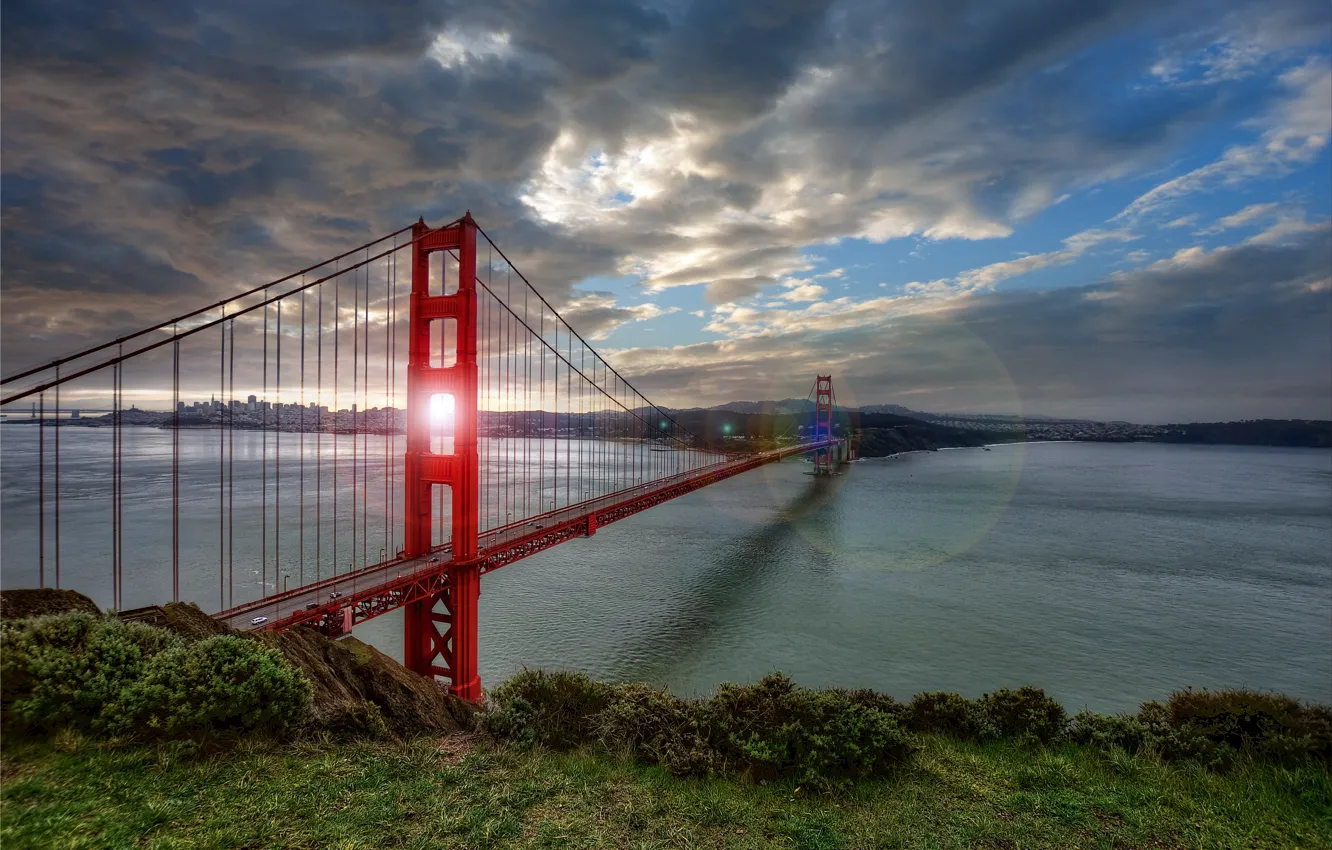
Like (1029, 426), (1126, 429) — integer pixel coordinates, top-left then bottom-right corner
(842, 687), (911, 725)
(486, 672), (913, 789)
(1068, 710), (1153, 753)
(595, 683), (723, 777)
(1168, 688), (1297, 748)
(1161, 688), (1329, 764)
(980, 686), (1067, 744)
(484, 669), (612, 749)
(593, 683), (699, 763)
(703, 674), (914, 788)
(907, 691), (992, 740)
(106, 635), (312, 737)
(1297, 705), (1332, 762)
(1, 613), (181, 732)
(1151, 722), (1238, 772)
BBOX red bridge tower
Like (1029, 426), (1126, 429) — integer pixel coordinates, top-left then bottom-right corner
(402, 214), (482, 701)
(813, 375), (835, 476)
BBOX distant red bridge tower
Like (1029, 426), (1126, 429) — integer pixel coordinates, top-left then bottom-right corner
(813, 375), (835, 476)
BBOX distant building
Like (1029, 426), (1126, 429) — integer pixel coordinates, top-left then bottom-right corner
(70, 410), (80, 420)
(248, 394), (258, 412)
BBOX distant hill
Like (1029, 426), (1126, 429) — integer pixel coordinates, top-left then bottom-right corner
(1154, 420), (1331, 449)
(707, 398), (1076, 421)
(691, 399), (1330, 453)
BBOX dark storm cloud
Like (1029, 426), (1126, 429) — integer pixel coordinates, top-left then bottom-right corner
(1, 0), (1328, 420)
(459, 0), (669, 84)
(653, 0), (836, 119)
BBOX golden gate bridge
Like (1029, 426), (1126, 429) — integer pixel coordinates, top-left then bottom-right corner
(0, 214), (847, 700)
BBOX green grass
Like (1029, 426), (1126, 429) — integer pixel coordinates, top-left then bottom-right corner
(3, 733), (1329, 849)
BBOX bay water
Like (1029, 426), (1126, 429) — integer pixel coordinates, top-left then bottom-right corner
(2, 426), (1328, 713)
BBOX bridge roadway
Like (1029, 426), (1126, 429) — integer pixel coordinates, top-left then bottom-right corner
(217, 438), (839, 633)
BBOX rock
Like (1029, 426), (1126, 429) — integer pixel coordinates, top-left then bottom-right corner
(0, 588), (100, 620)
(253, 628), (478, 737)
(121, 601), (237, 641)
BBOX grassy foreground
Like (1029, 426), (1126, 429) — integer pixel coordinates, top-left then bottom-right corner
(3, 732), (1329, 849)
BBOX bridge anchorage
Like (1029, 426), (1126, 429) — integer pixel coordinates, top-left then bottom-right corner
(1, 212), (848, 702)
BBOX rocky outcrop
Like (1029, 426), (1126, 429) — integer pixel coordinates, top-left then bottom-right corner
(0, 588), (100, 620)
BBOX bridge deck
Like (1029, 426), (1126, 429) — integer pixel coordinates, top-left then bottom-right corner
(217, 439), (838, 634)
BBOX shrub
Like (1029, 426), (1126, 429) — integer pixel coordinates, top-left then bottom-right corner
(106, 635), (312, 737)
(1297, 705), (1332, 762)
(593, 683), (700, 764)
(842, 688), (911, 725)
(1161, 687), (1329, 765)
(484, 669), (611, 749)
(1149, 722), (1237, 773)
(980, 686), (1067, 744)
(593, 682), (723, 777)
(1068, 711), (1153, 753)
(1, 613), (181, 732)
(485, 672), (914, 789)
(907, 691), (992, 740)
(702, 674), (914, 788)
(1167, 688), (1299, 748)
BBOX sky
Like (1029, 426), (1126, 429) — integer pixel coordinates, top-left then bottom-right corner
(2, 0), (1330, 423)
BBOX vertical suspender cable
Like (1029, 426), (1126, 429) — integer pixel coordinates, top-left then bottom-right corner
(276, 299), (282, 589)
(389, 243), (396, 555)
(362, 256), (369, 569)
(228, 319), (235, 608)
(300, 285), (306, 586)
(522, 273), (529, 524)
(54, 366), (60, 588)
(540, 307), (545, 514)
(219, 309), (226, 611)
(171, 335), (179, 602)
(117, 347), (125, 606)
(384, 243), (391, 558)
(112, 361), (119, 607)
(262, 304), (268, 596)
(352, 261), (359, 570)
(333, 265), (339, 579)
(317, 278), (323, 583)
(38, 391), (44, 588)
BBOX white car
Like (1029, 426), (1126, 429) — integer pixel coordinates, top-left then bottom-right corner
(250, 616), (269, 626)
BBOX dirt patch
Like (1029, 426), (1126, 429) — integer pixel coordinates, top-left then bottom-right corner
(254, 629), (480, 738)
(0, 589), (99, 620)
(0, 754), (41, 785)
(437, 731), (482, 765)
(155, 602), (236, 640)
